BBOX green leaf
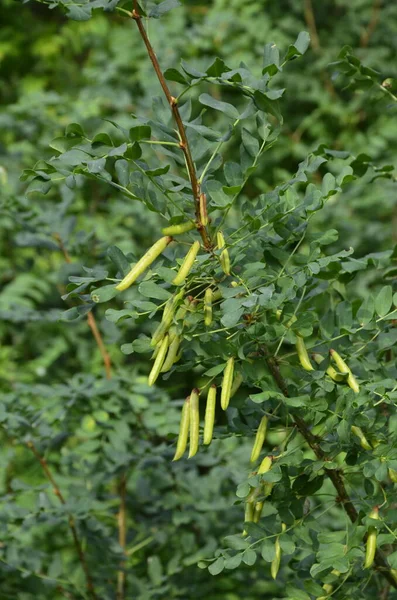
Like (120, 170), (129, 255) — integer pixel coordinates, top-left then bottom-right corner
(375, 285), (393, 317)
(261, 539), (276, 562)
(263, 42), (280, 75)
(199, 93), (240, 119)
(149, 0), (181, 18)
(107, 246), (131, 277)
(138, 281), (172, 301)
(285, 586), (310, 600)
(242, 549), (257, 566)
(164, 68), (187, 84)
(284, 31), (311, 62)
(208, 557), (224, 576)
(91, 284), (118, 304)
(129, 125), (151, 142)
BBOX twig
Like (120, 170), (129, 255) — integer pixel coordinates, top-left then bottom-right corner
(116, 472), (128, 600)
(261, 346), (397, 589)
(131, 4), (212, 250)
(360, 0), (382, 48)
(26, 441), (98, 600)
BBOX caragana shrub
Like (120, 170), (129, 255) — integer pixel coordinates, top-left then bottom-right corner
(7, 1), (397, 599)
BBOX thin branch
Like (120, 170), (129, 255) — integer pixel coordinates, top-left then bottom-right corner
(360, 0), (382, 48)
(261, 346), (397, 589)
(26, 441), (98, 600)
(131, 6), (212, 250)
(116, 472), (128, 600)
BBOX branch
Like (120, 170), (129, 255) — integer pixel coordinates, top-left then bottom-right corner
(261, 346), (397, 589)
(131, 6), (212, 250)
(26, 441), (98, 600)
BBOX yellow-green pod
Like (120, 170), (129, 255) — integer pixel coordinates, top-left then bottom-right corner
(253, 501), (264, 523)
(172, 240), (200, 286)
(173, 398), (190, 461)
(175, 297), (190, 322)
(391, 569), (397, 584)
(296, 335), (314, 371)
(151, 318), (172, 348)
(162, 221), (195, 235)
(312, 353), (348, 383)
(351, 425), (372, 451)
(148, 334), (169, 386)
(271, 536), (281, 579)
(250, 416), (268, 463)
(203, 384), (216, 445)
(216, 231), (225, 249)
(212, 288), (223, 301)
(161, 334), (180, 373)
(243, 501), (254, 536)
(330, 349), (360, 393)
(388, 468), (397, 483)
(220, 248), (231, 276)
(188, 388), (200, 458)
(258, 455), (273, 475)
(364, 507), (379, 569)
(204, 288), (213, 327)
(221, 357), (235, 410)
(276, 310), (297, 329)
(199, 193), (208, 226)
(317, 583), (333, 600)
(116, 236), (172, 291)
(151, 339), (162, 360)
(230, 371), (243, 398)
(231, 280), (239, 288)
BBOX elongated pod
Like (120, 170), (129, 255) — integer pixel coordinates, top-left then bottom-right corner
(220, 249), (231, 276)
(296, 335), (314, 371)
(351, 425), (372, 451)
(364, 507), (379, 569)
(116, 236), (172, 291)
(250, 416), (268, 463)
(312, 353), (348, 383)
(243, 501), (254, 536)
(257, 455), (273, 475)
(173, 241), (200, 286)
(188, 388), (200, 458)
(148, 334), (169, 386)
(230, 371), (243, 398)
(203, 385), (217, 445)
(221, 357), (234, 410)
(173, 398), (190, 461)
(216, 231), (225, 249)
(330, 349), (360, 393)
(271, 536), (281, 579)
(162, 221), (195, 235)
(161, 333), (180, 373)
(199, 193), (208, 226)
(204, 288), (213, 327)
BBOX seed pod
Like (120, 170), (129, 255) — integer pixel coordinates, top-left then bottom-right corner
(162, 221), (195, 235)
(296, 335), (314, 371)
(388, 468), (397, 483)
(221, 357), (235, 410)
(351, 425), (372, 451)
(220, 249), (231, 276)
(148, 334), (169, 386)
(230, 371), (243, 398)
(173, 398), (190, 461)
(199, 193), (208, 226)
(203, 385), (216, 445)
(175, 297), (191, 322)
(312, 353), (348, 383)
(212, 288), (223, 301)
(330, 349), (360, 393)
(116, 236), (172, 291)
(188, 388), (200, 458)
(317, 583), (333, 600)
(172, 240), (200, 286)
(243, 501), (254, 536)
(250, 416), (268, 463)
(161, 333), (180, 373)
(276, 310), (297, 329)
(258, 455), (273, 475)
(253, 501), (264, 523)
(271, 536), (281, 579)
(151, 318), (172, 348)
(151, 339), (162, 360)
(216, 231), (225, 249)
(204, 288), (213, 327)
(364, 507), (379, 569)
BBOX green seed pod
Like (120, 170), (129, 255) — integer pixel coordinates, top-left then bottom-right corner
(388, 468), (397, 483)
(364, 507), (379, 569)
(296, 335), (314, 371)
(253, 501), (264, 523)
(162, 221), (195, 235)
(151, 318), (172, 348)
(230, 371), (243, 398)
(216, 231), (225, 249)
(250, 416), (268, 463)
(148, 334), (169, 386)
(160, 333), (180, 373)
(243, 501), (254, 536)
(317, 583), (333, 600)
(330, 349), (360, 393)
(231, 280), (239, 288)
(188, 388), (200, 458)
(204, 288), (213, 327)
(220, 248), (231, 276)
(221, 357), (235, 410)
(257, 455), (273, 475)
(270, 536), (281, 579)
(203, 384), (216, 445)
(212, 288), (223, 301)
(312, 353), (348, 383)
(173, 398), (190, 461)
(351, 425), (372, 451)
(173, 240), (200, 286)
(116, 236), (172, 291)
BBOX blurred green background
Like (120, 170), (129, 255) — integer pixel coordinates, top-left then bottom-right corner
(1, 0), (396, 598)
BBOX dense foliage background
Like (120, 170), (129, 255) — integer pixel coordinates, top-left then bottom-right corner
(1, 1), (396, 599)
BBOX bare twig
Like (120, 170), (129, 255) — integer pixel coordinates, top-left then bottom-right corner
(26, 441), (98, 600)
(131, 4), (212, 250)
(261, 346), (397, 589)
(360, 0), (382, 48)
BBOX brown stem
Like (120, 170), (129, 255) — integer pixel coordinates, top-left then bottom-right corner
(360, 0), (381, 48)
(26, 441), (98, 600)
(261, 346), (397, 589)
(131, 6), (212, 250)
(116, 472), (128, 600)
(86, 311), (112, 379)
